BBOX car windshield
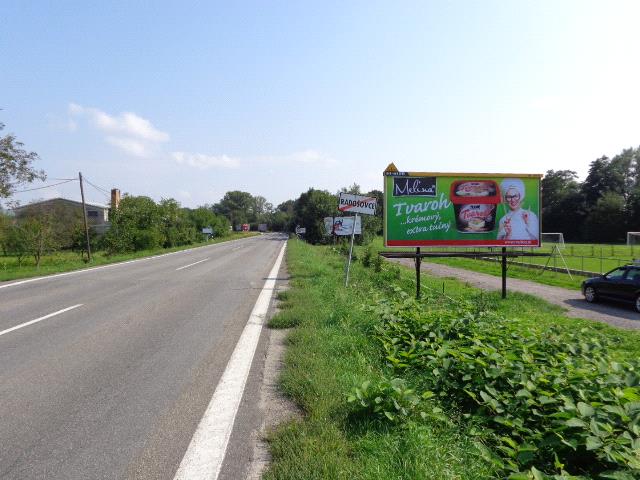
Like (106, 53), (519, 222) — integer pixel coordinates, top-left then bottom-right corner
(605, 268), (627, 280)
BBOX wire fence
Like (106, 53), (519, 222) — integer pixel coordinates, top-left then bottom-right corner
(420, 244), (637, 277)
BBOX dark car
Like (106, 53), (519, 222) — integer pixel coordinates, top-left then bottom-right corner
(582, 264), (640, 312)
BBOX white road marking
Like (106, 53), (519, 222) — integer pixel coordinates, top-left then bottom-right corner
(0, 236), (258, 291)
(173, 241), (287, 480)
(0, 304), (83, 337)
(176, 258), (210, 271)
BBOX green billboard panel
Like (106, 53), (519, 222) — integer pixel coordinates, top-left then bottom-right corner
(383, 164), (542, 248)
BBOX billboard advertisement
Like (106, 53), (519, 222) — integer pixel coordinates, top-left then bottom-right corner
(383, 165), (542, 247)
(324, 216), (362, 236)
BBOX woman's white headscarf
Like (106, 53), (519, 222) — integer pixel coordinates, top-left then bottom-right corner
(501, 178), (525, 200)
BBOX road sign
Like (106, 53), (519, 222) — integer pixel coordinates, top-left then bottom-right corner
(327, 216), (361, 236)
(295, 226), (306, 234)
(338, 193), (377, 215)
(202, 227), (213, 234)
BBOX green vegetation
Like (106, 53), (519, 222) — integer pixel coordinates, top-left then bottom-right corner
(0, 232), (257, 282)
(542, 147), (640, 244)
(0, 120), (45, 198)
(370, 238), (640, 291)
(265, 239), (640, 479)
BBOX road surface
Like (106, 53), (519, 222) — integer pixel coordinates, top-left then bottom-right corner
(0, 233), (287, 479)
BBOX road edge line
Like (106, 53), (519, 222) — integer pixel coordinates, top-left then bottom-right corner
(173, 240), (287, 480)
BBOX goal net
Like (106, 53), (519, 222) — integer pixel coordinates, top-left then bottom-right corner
(541, 232), (565, 249)
(627, 232), (640, 245)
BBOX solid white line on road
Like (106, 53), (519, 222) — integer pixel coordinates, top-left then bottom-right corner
(176, 258), (210, 271)
(0, 304), (83, 338)
(173, 241), (287, 480)
(0, 235), (260, 291)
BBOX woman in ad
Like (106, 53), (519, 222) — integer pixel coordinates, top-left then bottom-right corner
(497, 178), (539, 241)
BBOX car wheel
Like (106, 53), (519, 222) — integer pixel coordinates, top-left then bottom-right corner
(636, 295), (640, 313)
(584, 286), (597, 303)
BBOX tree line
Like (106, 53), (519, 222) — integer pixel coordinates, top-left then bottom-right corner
(542, 146), (640, 243)
(0, 197), (232, 266)
(3, 118), (640, 256)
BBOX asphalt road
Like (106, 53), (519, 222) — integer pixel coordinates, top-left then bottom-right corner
(0, 233), (287, 480)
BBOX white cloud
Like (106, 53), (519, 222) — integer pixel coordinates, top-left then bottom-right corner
(172, 151), (240, 169)
(106, 137), (151, 158)
(259, 149), (336, 166)
(68, 103), (169, 157)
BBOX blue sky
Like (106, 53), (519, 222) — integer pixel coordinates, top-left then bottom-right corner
(2, 1), (640, 208)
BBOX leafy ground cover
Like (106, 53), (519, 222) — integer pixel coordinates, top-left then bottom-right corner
(0, 232), (258, 282)
(265, 239), (640, 479)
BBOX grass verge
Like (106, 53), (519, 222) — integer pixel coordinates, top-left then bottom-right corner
(264, 240), (640, 480)
(265, 239), (497, 479)
(0, 232), (259, 282)
(369, 237), (586, 290)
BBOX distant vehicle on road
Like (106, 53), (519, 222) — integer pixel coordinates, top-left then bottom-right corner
(582, 263), (640, 312)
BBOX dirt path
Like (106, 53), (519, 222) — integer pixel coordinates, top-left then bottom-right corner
(392, 259), (640, 331)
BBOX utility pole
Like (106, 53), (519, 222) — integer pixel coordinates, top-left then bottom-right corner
(79, 172), (92, 262)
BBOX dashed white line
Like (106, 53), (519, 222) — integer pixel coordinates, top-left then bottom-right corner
(0, 304), (83, 337)
(0, 235), (258, 291)
(173, 241), (287, 480)
(176, 258), (210, 271)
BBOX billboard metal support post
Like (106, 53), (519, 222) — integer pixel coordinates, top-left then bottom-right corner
(501, 247), (507, 299)
(345, 213), (358, 287)
(415, 247), (421, 299)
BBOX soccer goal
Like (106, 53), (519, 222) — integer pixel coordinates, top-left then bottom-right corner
(541, 232), (565, 249)
(627, 232), (640, 246)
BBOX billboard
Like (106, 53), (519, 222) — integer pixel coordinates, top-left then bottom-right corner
(383, 164), (542, 247)
(324, 216), (362, 236)
(338, 193), (377, 215)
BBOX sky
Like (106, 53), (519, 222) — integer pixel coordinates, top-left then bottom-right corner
(2, 0), (640, 209)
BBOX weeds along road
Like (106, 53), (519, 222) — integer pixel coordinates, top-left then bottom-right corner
(0, 233), (288, 480)
(391, 259), (640, 330)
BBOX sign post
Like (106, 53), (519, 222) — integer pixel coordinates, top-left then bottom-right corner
(338, 193), (377, 287)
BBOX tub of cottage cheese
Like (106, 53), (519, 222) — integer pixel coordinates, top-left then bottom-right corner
(450, 180), (501, 233)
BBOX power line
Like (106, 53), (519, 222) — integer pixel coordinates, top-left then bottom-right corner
(12, 179), (76, 193)
(83, 176), (111, 196)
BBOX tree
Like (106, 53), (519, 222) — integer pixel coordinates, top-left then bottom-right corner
(102, 195), (163, 253)
(158, 198), (197, 247)
(292, 188), (337, 244)
(583, 192), (627, 243)
(213, 191), (254, 228)
(0, 121), (46, 198)
(3, 225), (28, 265)
(19, 215), (59, 268)
(268, 200), (295, 232)
(189, 207), (217, 231)
(540, 170), (585, 240)
(0, 211), (12, 255)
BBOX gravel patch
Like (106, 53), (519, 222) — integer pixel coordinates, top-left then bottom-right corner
(391, 258), (640, 331)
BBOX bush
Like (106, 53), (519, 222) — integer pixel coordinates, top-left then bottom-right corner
(369, 290), (640, 478)
(361, 246), (373, 267)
